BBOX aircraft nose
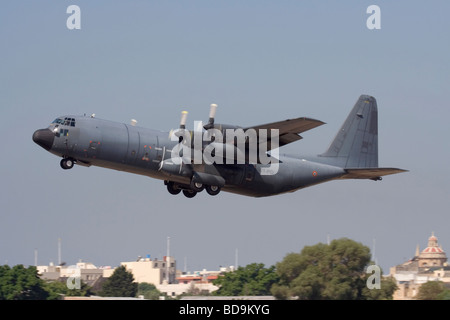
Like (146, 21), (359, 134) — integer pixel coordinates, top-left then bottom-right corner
(32, 128), (54, 150)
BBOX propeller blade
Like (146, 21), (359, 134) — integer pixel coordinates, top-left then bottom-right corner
(208, 104), (217, 125)
(180, 110), (188, 129)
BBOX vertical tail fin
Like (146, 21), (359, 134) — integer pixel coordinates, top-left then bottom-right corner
(320, 95), (378, 168)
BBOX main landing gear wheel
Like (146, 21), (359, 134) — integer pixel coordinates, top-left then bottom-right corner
(190, 180), (204, 192)
(167, 182), (181, 195)
(205, 185), (221, 196)
(60, 158), (75, 170)
(183, 189), (197, 198)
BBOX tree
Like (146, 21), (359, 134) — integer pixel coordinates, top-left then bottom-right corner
(99, 265), (137, 297)
(417, 281), (447, 300)
(436, 289), (450, 300)
(137, 282), (162, 300)
(44, 280), (93, 300)
(273, 238), (395, 300)
(361, 276), (397, 300)
(213, 263), (279, 296)
(0, 265), (49, 300)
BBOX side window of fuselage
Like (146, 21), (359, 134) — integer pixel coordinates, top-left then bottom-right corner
(58, 129), (69, 137)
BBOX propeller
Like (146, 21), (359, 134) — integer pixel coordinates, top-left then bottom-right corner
(169, 110), (189, 140)
(180, 110), (188, 129)
(161, 110), (187, 173)
(204, 104), (217, 129)
(178, 110), (189, 144)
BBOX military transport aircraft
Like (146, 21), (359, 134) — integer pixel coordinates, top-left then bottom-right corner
(32, 95), (407, 198)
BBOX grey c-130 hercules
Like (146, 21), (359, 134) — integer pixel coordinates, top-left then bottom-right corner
(32, 95), (407, 198)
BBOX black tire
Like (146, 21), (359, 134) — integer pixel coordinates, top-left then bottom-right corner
(167, 182), (181, 195)
(183, 189), (197, 198)
(60, 158), (74, 170)
(205, 185), (221, 196)
(190, 180), (204, 192)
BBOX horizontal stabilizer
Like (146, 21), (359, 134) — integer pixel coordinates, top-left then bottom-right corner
(341, 168), (408, 181)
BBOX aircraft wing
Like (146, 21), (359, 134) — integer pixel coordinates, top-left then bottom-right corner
(244, 117), (325, 149)
(341, 168), (409, 180)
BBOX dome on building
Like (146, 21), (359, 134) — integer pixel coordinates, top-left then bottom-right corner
(417, 232), (447, 267)
(422, 246), (444, 254)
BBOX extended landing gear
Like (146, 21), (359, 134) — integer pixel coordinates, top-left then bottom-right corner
(205, 185), (220, 196)
(190, 178), (221, 196)
(182, 189), (197, 198)
(166, 181), (197, 198)
(166, 181), (198, 198)
(166, 181), (182, 195)
(60, 158), (75, 170)
(190, 180), (204, 192)
(165, 180), (221, 198)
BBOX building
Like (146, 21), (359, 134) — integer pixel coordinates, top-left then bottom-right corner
(120, 258), (235, 297)
(37, 263), (61, 281)
(157, 267), (234, 297)
(37, 255), (233, 298)
(176, 273), (219, 285)
(417, 232), (447, 268)
(121, 255), (176, 285)
(37, 260), (113, 290)
(390, 232), (450, 300)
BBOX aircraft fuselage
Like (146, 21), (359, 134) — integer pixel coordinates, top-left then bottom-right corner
(33, 115), (345, 197)
(32, 96), (407, 198)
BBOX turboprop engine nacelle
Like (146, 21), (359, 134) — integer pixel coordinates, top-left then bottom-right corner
(159, 158), (192, 177)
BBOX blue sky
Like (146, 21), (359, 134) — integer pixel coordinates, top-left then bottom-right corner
(1, 1), (449, 273)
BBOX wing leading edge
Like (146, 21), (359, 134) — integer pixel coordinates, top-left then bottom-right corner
(245, 117), (325, 149)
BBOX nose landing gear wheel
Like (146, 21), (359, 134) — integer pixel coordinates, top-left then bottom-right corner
(60, 158), (75, 170)
(205, 185), (221, 196)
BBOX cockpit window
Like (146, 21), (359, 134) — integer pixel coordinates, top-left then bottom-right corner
(52, 118), (64, 125)
(64, 117), (76, 126)
(53, 117), (76, 127)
